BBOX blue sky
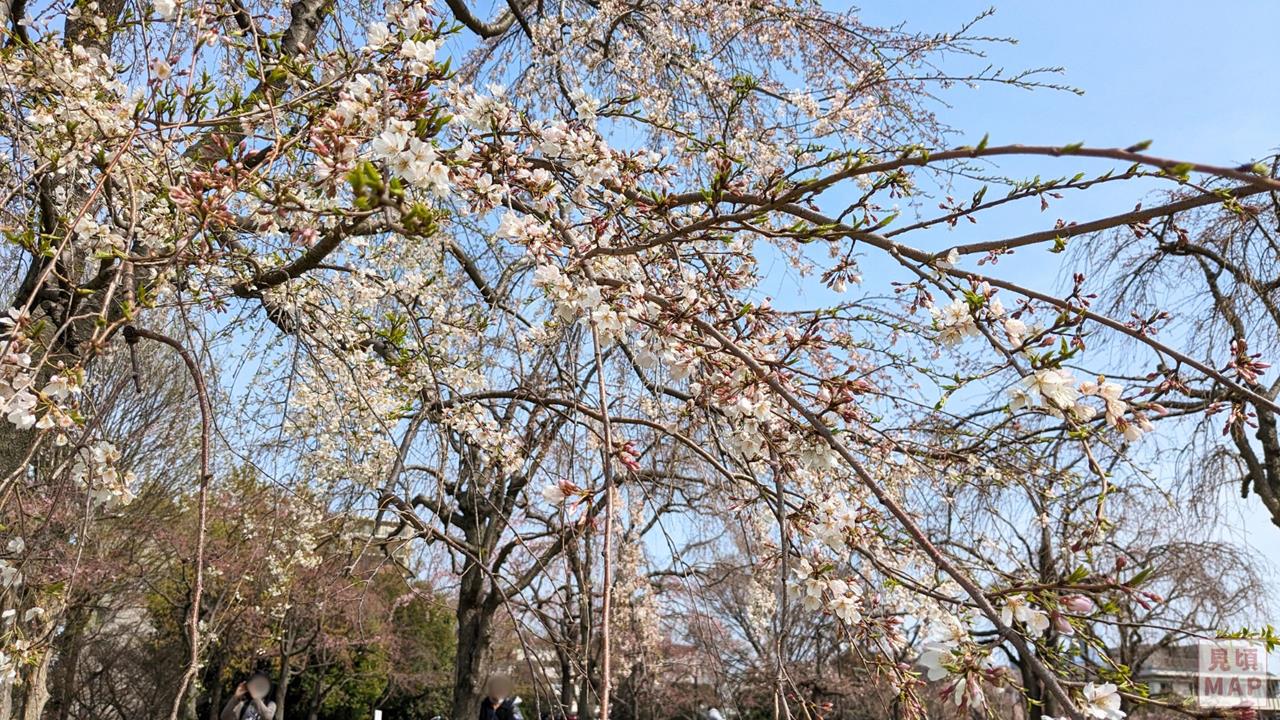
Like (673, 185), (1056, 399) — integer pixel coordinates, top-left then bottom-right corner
(861, 1), (1280, 162)
(849, 1), (1280, 565)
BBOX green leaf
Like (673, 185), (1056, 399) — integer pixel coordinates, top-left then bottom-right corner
(971, 185), (988, 207)
(1126, 566), (1154, 587)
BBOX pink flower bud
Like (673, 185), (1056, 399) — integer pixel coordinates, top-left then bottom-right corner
(1060, 594), (1095, 614)
(1051, 612), (1074, 636)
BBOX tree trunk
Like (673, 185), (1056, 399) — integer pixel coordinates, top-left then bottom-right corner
(204, 649), (227, 720)
(557, 650), (575, 712)
(305, 673), (326, 720)
(1018, 657), (1047, 720)
(182, 684), (199, 720)
(575, 671), (597, 720)
(0, 424), (35, 490)
(452, 566), (496, 720)
(15, 648), (52, 720)
(571, 536), (596, 720)
(0, 673), (13, 720)
(49, 603), (90, 720)
(276, 644), (292, 720)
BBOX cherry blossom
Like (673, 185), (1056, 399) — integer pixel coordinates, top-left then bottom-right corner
(1000, 595), (1052, 636)
(918, 645), (954, 682)
(1011, 369), (1080, 414)
(1082, 682), (1125, 720)
(0, 1), (1272, 717)
(826, 578), (863, 624)
(932, 298), (981, 346)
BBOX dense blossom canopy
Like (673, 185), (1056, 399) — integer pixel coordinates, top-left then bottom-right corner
(0, 2), (1276, 720)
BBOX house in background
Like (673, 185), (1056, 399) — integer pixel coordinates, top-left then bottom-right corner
(1133, 644), (1280, 719)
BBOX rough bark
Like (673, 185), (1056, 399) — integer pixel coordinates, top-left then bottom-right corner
(451, 564), (496, 720)
(0, 424), (33, 492)
(48, 603), (90, 720)
(204, 650), (227, 720)
(276, 636), (293, 720)
(14, 649), (51, 720)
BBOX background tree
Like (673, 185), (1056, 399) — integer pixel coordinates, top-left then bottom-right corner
(1082, 181), (1280, 528)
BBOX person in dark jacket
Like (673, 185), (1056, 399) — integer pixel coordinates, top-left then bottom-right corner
(220, 670), (277, 720)
(479, 675), (523, 720)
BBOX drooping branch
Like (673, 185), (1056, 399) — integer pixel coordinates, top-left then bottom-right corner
(595, 277), (1087, 718)
(758, 201), (1280, 415)
(123, 326), (214, 720)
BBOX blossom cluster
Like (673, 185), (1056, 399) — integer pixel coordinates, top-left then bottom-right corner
(69, 441), (137, 507)
(1, 310), (82, 440)
(1011, 370), (1156, 441)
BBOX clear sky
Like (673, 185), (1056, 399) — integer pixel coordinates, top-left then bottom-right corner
(859, 1), (1280, 163)
(849, 1), (1280, 567)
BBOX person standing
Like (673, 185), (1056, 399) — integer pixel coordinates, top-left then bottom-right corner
(220, 670), (278, 720)
(479, 676), (523, 720)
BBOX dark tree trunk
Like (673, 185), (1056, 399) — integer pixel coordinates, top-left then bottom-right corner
(205, 651), (227, 720)
(276, 654), (291, 720)
(305, 672), (327, 720)
(0, 425), (31, 489)
(452, 563), (496, 720)
(557, 650), (575, 711)
(571, 536), (597, 720)
(48, 603), (91, 720)
(1018, 657), (1046, 720)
